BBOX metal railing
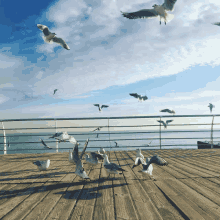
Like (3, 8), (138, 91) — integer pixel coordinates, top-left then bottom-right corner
(1, 114), (220, 155)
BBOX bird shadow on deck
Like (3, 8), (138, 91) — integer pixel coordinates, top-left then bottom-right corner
(0, 177), (127, 200)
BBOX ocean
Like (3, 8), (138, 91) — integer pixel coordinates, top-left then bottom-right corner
(1, 130), (220, 155)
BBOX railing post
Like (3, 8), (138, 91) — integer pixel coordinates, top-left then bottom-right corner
(211, 116), (214, 149)
(108, 118), (111, 160)
(1, 122), (7, 155)
(55, 120), (58, 153)
(159, 117), (161, 150)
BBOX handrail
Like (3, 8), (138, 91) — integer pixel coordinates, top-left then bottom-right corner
(1, 114), (220, 154)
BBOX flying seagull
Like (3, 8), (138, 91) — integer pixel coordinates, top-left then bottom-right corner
(93, 127), (102, 132)
(39, 138), (53, 149)
(53, 89), (58, 95)
(213, 22), (220, 26)
(129, 93), (148, 102)
(115, 141), (119, 147)
(49, 132), (63, 139)
(99, 147), (106, 155)
(103, 154), (126, 176)
(160, 109), (175, 114)
(7, 140), (10, 148)
(93, 104), (109, 112)
(37, 24), (70, 50)
(33, 159), (50, 171)
(157, 120), (173, 129)
(121, 0), (177, 25)
(53, 131), (77, 144)
(208, 103), (215, 113)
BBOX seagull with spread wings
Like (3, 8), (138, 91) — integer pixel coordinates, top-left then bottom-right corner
(157, 120), (173, 129)
(37, 24), (70, 50)
(53, 89), (58, 95)
(129, 93), (148, 102)
(93, 104), (109, 112)
(121, 0), (177, 25)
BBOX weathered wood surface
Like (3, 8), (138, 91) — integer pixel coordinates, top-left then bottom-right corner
(0, 149), (220, 220)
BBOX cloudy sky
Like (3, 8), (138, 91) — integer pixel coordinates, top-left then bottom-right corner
(1, 0), (220, 121)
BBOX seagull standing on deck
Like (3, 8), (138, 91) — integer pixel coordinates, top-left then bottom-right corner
(129, 93), (148, 102)
(33, 159), (50, 171)
(85, 152), (103, 166)
(93, 104), (109, 112)
(121, 0), (177, 25)
(103, 154), (126, 176)
(157, 120), (173, 129)
(37, 24), (70, 50)
(208, 103), (215, 113)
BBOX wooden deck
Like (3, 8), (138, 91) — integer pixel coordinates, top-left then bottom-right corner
(0, 148), (220, 220)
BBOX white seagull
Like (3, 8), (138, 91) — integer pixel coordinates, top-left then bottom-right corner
(121, 0), (177, 25)
(208, 103), (215, 113)
(103, 154), (126, 176)
(132, 156), (145, 169)
(33, 159), (50, 171)
(37, 24), (70, 50)
(98, 147), (106, 155)
(93, 127), (102, 132)
(54, 131), (77, 144)
(129, 93), (148, 102)
(141, 155), (168, 178)
(69, 142), (85, 164)
(160, 109), (175, 114)
(93, 104), (109, 112)
(157, 120), (173, 129)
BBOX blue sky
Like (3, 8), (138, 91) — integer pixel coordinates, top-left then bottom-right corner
(1, 0), (220, 120)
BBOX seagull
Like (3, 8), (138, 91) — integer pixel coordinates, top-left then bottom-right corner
(54, 131), (77, 144)
(74, 139), (90, 179)
(141, 155), (168, 178)
(208, 103), (215, 113)
(7, 140), (10, 148)
(33, 159), (50, 171)
(93, 127), (102, 132)
(129, 93), (148, 102)
(157, 120), (173, 129)
(37, 24), (70, 50)
(85, 152), (103, 166)
(39, 138), (53, 149)
(103, 154), (126, 176)
(160, 109), (175, 114)
(70, 141), (87, 164)
(93, 104), (109, 112)
(53, 89), (58, 95)
(115, 141), (118, 147)
(141, 157), (153, 175)
(121, 0), (177, 25)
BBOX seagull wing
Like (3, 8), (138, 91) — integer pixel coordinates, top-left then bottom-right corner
(149, 155), (168, 166)
(51, 37), (70, 50)
(68, 136), (77, 144)
(94, 104), (100, 107)
(53, 89), (58, 95)
(129, 93), (139, 98)
(33, 161), (41, 166)
(142, 95), (148, 100)
(157, 120), (166, 128)
(166, 120), (173, 124)
(90, 152), (104, 160)
(73, 142), (79, 162)
(79, 139), (89, 160)
(162, 0), (177, 11)
(213, 22), (220, 26)
(37, 24), (51, 36)
(101, 105), (109, 108)
(121, 9), (158, 19)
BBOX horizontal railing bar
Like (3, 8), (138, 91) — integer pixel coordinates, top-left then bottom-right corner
(1, 123), (220, 131)
(1, 114), (220, 122)
(1, 137), (220, 145)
